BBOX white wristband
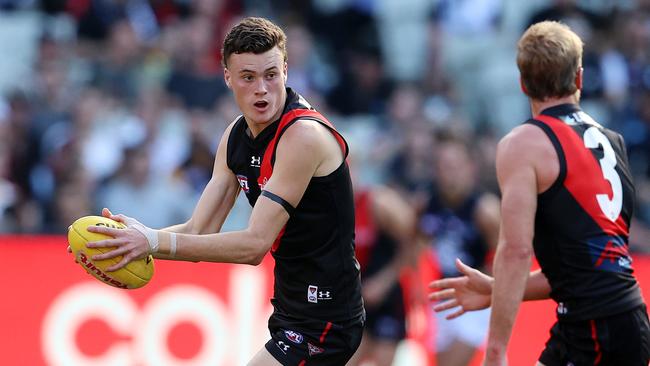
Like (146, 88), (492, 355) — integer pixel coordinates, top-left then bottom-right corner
(132, 224), (159, 253)
(169, 232), (177, 257)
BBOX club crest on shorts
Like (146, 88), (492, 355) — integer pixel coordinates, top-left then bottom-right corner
(308, 342), (325, 356)
(284, 330), (303, 344)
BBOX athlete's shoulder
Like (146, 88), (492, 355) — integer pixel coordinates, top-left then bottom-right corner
(279, 118), (329, 151)
(497, 124), (556, 175)
(499, 123), (551, 157)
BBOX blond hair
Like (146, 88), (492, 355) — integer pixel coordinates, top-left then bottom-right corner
(517, 21), (583, 101)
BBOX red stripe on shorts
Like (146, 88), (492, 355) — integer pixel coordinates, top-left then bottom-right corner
(590, 319), (602, 365)
(298, 361), (306, 366)
(319, 322), (333, 343)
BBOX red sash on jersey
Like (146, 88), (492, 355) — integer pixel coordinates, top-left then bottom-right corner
(534, 114), (628, 236)
(258, 108), (347, 252)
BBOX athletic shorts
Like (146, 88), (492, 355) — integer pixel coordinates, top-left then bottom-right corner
(433, 305), (490, 351)
(364, 284), (406, 341)
(264, 312), (364, 366)
(539, 304), (650, 366)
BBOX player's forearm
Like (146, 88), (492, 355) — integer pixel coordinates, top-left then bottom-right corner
(523, 269), (551, 301)
(160, 206), (232, 235)
(156, 229), (271, 265)
(161, 222), (191, 234)
(485, 243), (533, 358)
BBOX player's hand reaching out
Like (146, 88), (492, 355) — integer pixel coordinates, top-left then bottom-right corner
(85, 208), (156, 272)
(429, 258), (493, 319)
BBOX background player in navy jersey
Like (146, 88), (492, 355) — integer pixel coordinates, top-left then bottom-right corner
(73, 17), (365, 365)
(347, 180), (417, 366)
(421, 133), (500, 366)
(430, 21), (650, 365)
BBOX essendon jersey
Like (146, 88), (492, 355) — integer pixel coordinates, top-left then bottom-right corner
(226, 88), (364, 324)
(528, 104), (643, 321)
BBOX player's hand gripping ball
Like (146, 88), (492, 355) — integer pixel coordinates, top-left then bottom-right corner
(68, 215), (154, 289)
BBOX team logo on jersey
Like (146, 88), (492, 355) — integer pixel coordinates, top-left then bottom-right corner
(236, 175), (250, 193)
(308, 285), (318, 303)
(250, 156), (261, 167)
(557, 302), (568, 315)
(284, 330), (303, 344)
(308, 342), (324, 356)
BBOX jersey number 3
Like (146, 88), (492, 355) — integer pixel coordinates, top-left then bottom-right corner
(583, 127), (622, 222)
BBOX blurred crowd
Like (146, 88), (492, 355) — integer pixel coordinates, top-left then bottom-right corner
(1, 0), (650, 252)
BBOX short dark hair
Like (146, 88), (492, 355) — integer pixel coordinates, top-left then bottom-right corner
(221, 17), (287, 68)
(517, 21), (583, 101)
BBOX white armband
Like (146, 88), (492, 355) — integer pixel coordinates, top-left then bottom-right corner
(169, 232), (177, 257)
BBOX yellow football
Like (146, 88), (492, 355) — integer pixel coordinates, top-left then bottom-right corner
(68, 215), (154, 289)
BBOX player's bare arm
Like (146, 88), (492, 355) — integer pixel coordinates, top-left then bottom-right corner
(483, 125), (545, 365)
(363, 186), (417, 306)
(86, 119), (341, 270)
(429, 264), (551, 319)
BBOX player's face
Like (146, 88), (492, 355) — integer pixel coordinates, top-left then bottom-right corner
(224, 46), (288, 135)
(435, 143), (475, 196)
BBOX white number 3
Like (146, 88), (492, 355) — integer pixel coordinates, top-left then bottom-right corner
(583, 127), (623, 222)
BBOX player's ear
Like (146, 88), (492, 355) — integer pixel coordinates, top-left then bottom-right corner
(575, 67), (583, 91)
(224, 67), (232, 89)
(519, 77), (529, 96)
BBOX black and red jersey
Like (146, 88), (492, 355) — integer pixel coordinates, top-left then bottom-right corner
(226, 88), (364, 324)
(528, 103), (644, 321)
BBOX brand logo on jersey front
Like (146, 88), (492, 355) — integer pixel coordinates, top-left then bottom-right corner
(307, 285), (332, 303)
(275, 340), (290, 354)
(236, 175), (250, 193)
(284, 330), (303, 344)
(250, 156), (261, 168)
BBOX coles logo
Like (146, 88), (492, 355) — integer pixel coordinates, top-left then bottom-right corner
(284, 330), (303, 344)
(41, 266), (273, 365)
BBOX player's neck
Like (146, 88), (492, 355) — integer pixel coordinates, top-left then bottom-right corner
(530, 93), (580, 117)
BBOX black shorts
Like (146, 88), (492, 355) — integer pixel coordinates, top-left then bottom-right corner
(264, 313), (364, 365)
(364, 283), (406, 341)
(539, 304), (650, 366)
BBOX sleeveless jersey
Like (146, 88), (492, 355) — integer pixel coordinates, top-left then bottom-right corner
(420, 191), (488, 278)
(226, 88), (364, 324)
(528, 103), (643, 322)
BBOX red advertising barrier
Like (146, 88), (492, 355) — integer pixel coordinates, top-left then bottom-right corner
(1, 236), (649, 365)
